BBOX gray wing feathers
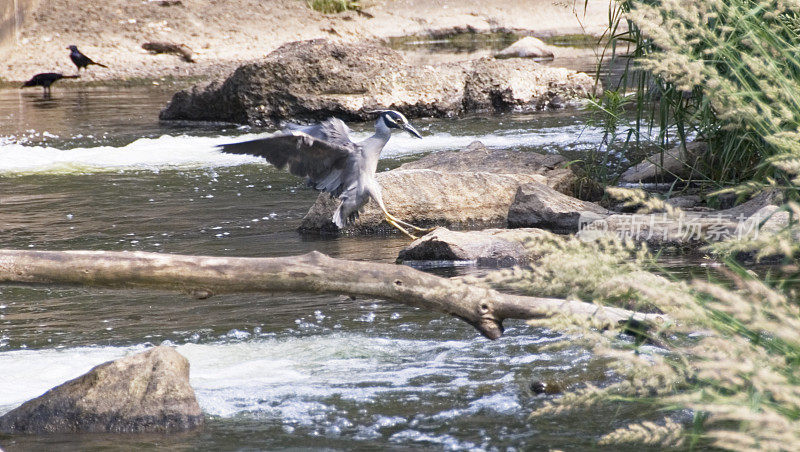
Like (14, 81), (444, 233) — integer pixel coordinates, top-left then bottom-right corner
(218, 129), (356, 196)
(283, 118), (352, 145)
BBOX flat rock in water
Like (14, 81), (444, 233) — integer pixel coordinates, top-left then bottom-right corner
(620, 141), (706, 183)
(400, 141), (576, 194)
(0, 346), (203, 434)
(508, 182), (611, 233)
(299, 170), (548, 234)
(665, 194), (703, 209)
(397, 227), (546, 267)
(494, 36), (557, 59)
(159, 39), (596, 125)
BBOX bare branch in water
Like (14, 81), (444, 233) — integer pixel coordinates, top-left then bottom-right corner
(0, 249), (667, 339)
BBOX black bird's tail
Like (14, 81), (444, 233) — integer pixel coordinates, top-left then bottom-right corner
(93, 62), (108, 68)
(62, 75), (80, 79)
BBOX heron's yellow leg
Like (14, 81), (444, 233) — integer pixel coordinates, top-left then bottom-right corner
(384, 215), (418, 239)
(380, 209), (435, 233)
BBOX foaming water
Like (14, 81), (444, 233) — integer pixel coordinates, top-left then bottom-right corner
(0, 134), (265, 174)
(0, 85), (661, 177)
(0, 126), (605, 175)
(365, 123), (608, 157)
(0, 326), (599, 450)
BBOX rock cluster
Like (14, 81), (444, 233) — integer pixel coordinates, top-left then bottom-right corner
(578, 189), (784, 246)
(160, 39), (597, 125)
(299, 141), (577, 234)
(399, 189), (785, 266)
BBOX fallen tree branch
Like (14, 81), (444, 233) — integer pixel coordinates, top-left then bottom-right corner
(142, 42), (194, 62)
(0, 249), (667, 339)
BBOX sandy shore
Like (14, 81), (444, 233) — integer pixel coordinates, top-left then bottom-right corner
(1, 0), (612, 84)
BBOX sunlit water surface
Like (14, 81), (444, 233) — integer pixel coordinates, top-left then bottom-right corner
(0, 77), (679, 451)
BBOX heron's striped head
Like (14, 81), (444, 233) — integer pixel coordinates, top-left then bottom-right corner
(374, 110), (422, 138)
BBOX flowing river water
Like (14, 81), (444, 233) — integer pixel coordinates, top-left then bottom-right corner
(0, 43), (676, 450)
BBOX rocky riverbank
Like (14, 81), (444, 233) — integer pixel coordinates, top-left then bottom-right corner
(0, 0), (612, 84)
(159, 39), (597, 125)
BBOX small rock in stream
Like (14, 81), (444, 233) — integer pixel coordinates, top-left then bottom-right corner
(530, 380), (564, 395)
(0, 346), (203, 434)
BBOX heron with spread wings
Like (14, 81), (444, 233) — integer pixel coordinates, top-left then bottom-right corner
(218, 110), (430, 238)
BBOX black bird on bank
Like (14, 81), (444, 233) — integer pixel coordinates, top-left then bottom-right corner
(20, 72), (79, 94)
(67, 45), (108, 72)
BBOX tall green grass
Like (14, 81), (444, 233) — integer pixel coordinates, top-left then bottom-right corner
(595, 0), (800, 192)
(507, 196), (800, 449)
(512, 2), (800, 448)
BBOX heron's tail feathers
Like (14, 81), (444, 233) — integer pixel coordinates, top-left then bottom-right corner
(333, 204), (345, 229)
(332, 202), (359, 229)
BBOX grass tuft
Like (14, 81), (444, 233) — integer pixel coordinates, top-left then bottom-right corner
(305, 0), (361, 14)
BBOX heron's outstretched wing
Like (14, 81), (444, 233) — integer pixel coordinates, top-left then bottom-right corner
(282, 118), (353, 143)
(218, 123), (357, 197)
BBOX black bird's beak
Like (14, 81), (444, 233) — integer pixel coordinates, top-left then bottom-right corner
(403, 123), (422, 139)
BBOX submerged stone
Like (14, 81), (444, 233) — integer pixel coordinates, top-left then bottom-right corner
(529, 380), (563, 395)
(495, 36), (557, 59)
(620, 141), (706, 183)
(0, 346), (203, 434)
(397, 227), (546, 267)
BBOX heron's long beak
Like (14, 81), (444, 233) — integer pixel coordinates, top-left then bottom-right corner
(403, 123), (422, 139)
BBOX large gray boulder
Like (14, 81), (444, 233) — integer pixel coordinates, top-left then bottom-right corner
(0, 346), (203, 434)
(300, 141), (579, 234)
(160, 39), (596, 125)
(400, 141), (575, 194)
(299, 169), (548, 234)
(462, 57), (594, 112)
(508, 181), (611, 233)
(397, 227), (546, 267)
(620, 141), (707, 183)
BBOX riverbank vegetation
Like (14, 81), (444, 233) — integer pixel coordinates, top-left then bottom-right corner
(305, 0), (361, 14)
(595, 0), (800, 191)
(536, 0), (800, 449)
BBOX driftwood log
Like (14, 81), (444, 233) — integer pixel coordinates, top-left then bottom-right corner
(142, 42), (194, 62)
(0, 250), (667, 339)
